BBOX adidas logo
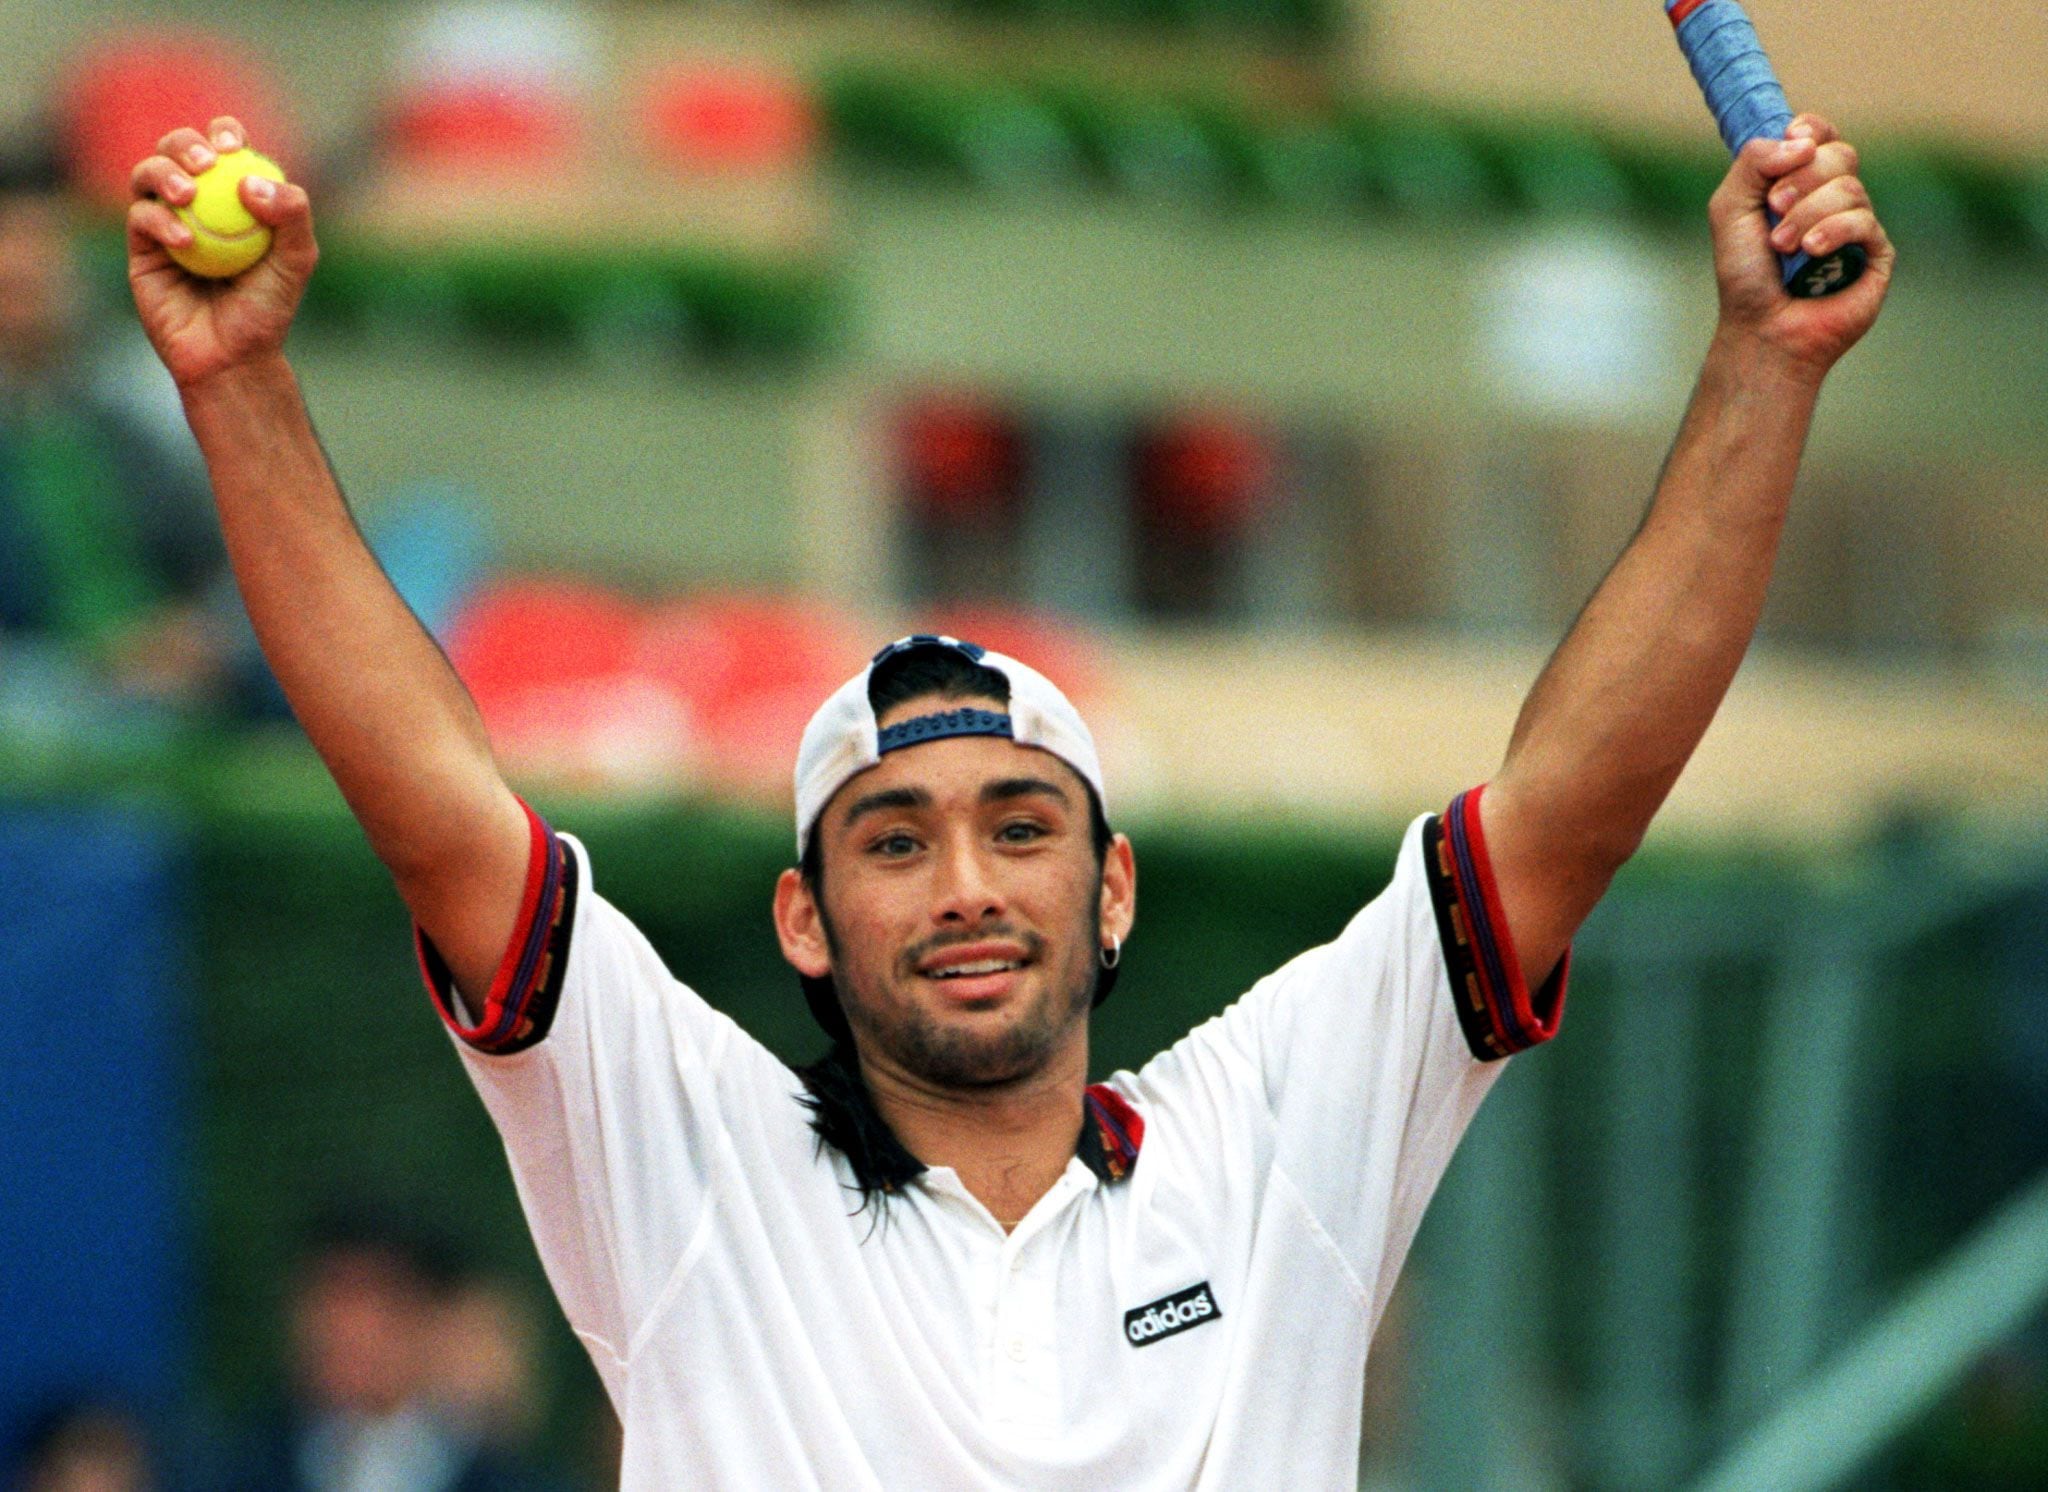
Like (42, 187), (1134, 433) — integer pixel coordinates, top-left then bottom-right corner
(1123, 1282), (1221, 1348)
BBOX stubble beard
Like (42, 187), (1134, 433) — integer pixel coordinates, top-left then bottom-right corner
(838, 903), (1101, 1091)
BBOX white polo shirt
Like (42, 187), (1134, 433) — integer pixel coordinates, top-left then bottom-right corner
(419, 787), (1564, 1488)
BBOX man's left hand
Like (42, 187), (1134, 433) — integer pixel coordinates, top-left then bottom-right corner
(1709, 112), (1895, 379)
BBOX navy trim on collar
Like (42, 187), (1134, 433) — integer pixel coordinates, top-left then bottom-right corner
(1081, 1085), (1144, 1181)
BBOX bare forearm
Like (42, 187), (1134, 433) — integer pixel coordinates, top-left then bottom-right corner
(1484, 332), (1822, 969)
(1467, 113), (1890, 984)
(1505, 332), (1819, 844)
(181, 356), (522, 904)
(127, 119), (526, 1003)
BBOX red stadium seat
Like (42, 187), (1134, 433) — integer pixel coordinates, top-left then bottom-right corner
(638, 594), (863, 795)
(448, 579), (640, 701)
(445, 580), (692, 784)
(640, 63), (816, 176)
(54, 30), (299, 212)
(381, 80), (582, 172)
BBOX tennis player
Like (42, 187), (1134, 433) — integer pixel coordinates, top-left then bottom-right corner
(126, 111), (1889, 1485)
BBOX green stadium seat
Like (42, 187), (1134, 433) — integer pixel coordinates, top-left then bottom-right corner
(1339, 105), (1502, 219)
(1858, 145), (1976, 254)
(1605, 135), (1729, 230)
(1049, 85), (1233, 202)
(952, 82), (1088, 191)
(1475, 118), (1635, 218)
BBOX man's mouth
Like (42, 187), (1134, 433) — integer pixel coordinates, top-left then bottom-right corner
(928, 957), (1026, 980)
(913, 941), (1036, 997)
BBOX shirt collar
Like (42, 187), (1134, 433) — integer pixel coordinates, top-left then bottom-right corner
(794, 1045), (1144, 1192)
(1078, 1083), (1144, 1182)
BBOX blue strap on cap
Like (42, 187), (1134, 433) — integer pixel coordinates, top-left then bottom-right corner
(877, 706), (1013, 755)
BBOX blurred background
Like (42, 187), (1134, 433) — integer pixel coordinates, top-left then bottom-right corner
(1, 0), (2044, 1487)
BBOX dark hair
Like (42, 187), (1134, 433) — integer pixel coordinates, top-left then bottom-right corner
(793, 642), (1119, 1204)
(793, 1041), (926, 1214)
(5, 1398), (151, 1485)
(0, 129), (66, 201)
(298, 1205), (462, 1297)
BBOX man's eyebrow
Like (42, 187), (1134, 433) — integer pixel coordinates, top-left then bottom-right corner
(982, 776), (1073, 807)
(841, 785), (931, 829)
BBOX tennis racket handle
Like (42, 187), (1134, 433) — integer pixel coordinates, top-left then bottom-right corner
(1666, 0), (1866, 297)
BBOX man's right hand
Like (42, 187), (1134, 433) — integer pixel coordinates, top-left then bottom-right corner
(127, 114), (318, 392)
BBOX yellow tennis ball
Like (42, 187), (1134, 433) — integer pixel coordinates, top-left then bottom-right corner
(168, 148), (288, 279)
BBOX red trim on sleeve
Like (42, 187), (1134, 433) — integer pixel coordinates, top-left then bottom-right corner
(1425, 786), (1568, 1061)
(1455, 786), (1566, 1048)
(1667, 0), (1709, 27)
(417, 799), (566, 1053)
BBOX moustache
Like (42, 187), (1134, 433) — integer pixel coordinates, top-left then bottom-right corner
(897, 924), (1048, 974)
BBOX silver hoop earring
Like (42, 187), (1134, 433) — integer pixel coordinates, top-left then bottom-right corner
(1100, 935), (1121, 970)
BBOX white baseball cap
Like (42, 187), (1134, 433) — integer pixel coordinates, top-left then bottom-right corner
(793, 635), (1108, 857)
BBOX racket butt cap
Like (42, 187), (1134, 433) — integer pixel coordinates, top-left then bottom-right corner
(1785, 242), (1868, 298)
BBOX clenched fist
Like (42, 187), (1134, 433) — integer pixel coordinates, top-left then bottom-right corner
(1708, 112), (1895, 378)
(127, 114), (318, 391)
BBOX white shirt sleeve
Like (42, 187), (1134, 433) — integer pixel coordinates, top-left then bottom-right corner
(414, 805), (754, 1399)
(1152, 786), (1567, 1314)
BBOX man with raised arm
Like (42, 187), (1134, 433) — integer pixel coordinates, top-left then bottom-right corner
(129, 112), (1889, 1485)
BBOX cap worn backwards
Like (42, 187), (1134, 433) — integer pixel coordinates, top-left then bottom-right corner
(792, 635), (1108, 858)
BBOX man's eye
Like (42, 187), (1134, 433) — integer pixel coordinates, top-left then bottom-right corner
(997, 821), (1047, 843)
(871, 832), (920, 857)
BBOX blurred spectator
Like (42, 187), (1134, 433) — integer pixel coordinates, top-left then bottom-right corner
(222, 1212), (565, 1492)
(6, 1399), (156, 1492)
(425, 1276), (550, 1462)
(0, 133), (235, 724)
(1130, 409), (1276, 618)
(895, 393), (1028, 605)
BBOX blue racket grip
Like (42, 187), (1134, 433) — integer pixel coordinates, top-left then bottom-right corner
(1665, 0), (1866, 297)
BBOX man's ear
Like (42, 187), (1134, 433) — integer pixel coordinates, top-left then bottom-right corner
(1099, 833), (1136, 947)
(774, 868), (834, 979)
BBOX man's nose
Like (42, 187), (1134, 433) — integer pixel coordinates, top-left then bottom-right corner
(931, 837), (1004, 924)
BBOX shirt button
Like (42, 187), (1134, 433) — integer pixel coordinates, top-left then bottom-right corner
(1006, 1337), (1028, 1363)
(1007, 1253), (1023, 1273)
